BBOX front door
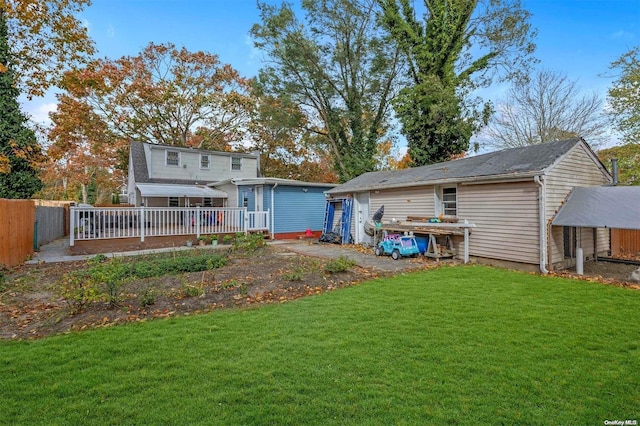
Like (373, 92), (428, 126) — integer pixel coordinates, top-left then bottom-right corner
(355, 192), (371, 245)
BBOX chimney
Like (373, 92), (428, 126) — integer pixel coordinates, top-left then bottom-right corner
(611, 158), (618, 186)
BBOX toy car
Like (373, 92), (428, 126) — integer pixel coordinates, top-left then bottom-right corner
(374, 234), (420, 260)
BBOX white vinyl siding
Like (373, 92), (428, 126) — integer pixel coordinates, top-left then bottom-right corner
(545, 144), (612, 267)
(458, 182), (540, 264)
(148, 146), (258, 181)
(369, 186), (435, 220)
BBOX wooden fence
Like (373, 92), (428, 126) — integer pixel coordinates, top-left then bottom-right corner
(611, 229), (640, 257)
(0, 199), (35, 268)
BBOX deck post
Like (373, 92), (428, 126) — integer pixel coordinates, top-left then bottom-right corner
(140, 205), (145, 243)
(69, 206), (75, 247)
(464, 219), (469, 264)
(243, 208), (248, 234)
(196, 205), (201, 239)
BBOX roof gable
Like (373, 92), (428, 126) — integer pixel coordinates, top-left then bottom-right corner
(328, 138), (595, 193)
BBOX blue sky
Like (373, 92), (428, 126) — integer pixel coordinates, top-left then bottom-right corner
(23, 0), (639, 149)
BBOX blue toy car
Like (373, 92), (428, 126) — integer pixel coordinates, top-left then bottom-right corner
(374, 234), (420, 260)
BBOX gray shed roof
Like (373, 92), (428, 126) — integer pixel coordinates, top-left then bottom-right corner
(551, 186), (640, 230)
(327, 138), (598, 194)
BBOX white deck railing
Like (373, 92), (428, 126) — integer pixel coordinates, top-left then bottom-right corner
(70, 206), (270, 246)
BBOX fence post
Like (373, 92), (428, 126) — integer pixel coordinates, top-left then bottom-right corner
(243, 208), (248, 234)
(69, 206), (75, 247)
(140, 205), (145, 243)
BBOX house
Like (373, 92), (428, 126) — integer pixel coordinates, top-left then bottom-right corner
(127, 140), (260, 208)
(325, 138), (613, 272)
(126, 141), (336, 238)
(219, 178), (337, 239)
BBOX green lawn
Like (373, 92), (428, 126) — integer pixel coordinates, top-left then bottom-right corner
(1, 265), (639, 425)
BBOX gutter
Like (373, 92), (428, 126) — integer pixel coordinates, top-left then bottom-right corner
(534, 175), (549, 274)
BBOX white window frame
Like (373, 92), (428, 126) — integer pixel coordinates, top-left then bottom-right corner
(200, 154), (210, 169)
(435, 185), (457, 217)
(231, 156), (242, 171)
(168, 197), (179, 207)
(166, 150), (180, 167)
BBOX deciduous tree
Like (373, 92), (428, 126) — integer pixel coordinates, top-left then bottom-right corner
(0, 9), (43, 198)
(607, 47), (640, 144)
(484, 70), (608, 149)
(54, 42), (252, 150)
(379, 0), (537, 165)
(251, 0), (402, 182)
(0, 0), (94, 98)
(47, 43), (252, 200)
(598, 144), (640, 186)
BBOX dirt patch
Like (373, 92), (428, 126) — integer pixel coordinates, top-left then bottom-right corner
(568, 259), (640, 283)
(69, 235), (217, 255)
(3, 240), (639, 340)
(1, 245), (384, 340)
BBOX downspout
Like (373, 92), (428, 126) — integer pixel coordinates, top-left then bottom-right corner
(534, 175), (549, 274)
(270, 182), (278, 240)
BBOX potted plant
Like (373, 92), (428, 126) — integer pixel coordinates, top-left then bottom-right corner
(210, 235), (218, 246)
(197, 235), (207, 246)
(186, 240), (193, 247)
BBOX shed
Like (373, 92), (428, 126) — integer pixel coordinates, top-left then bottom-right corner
(326, 138), (612, 272)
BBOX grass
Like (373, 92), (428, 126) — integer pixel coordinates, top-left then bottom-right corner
(1, 265), (639, 425)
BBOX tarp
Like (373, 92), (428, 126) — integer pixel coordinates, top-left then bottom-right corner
(552, 186), (640, 230)
(136, 183), (227, 199)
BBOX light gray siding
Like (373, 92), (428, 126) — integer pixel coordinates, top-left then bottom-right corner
(147, 146), (258, 181)
(545, 144), (611, 267)
(458, 182), (540, 264)
(369, 186), (435, 220)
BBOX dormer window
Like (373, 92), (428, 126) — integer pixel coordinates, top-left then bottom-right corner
(231, 156), (242, 171)
(200, 154), (210, 169)
(166, 150), (180, 166)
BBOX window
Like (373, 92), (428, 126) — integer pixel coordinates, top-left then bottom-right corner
(168, 197), (179, 207)
(200, 154), (210, 169)
(231, 156), (242, 171)
(166, 150), (180, 166)
(441, 187), (457, 216)
(203, 197), (213, 207)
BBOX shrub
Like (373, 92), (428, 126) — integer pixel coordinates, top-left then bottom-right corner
(139, 286), (156, 307)
(59, 271), (102, 314)
(56, 252), (228, 310)
(182, 283), (204, 297)
(282, 268), (305, 282)
(324, 256), (356, 273)
(232, 232), (267, 253)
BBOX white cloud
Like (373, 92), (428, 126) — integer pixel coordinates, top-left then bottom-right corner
(25, 101), (57, 126)
(611, 29), (634, 41)
(107, 24), (115, 39)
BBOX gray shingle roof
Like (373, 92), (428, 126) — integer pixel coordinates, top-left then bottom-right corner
(327, 138), (589, 194)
